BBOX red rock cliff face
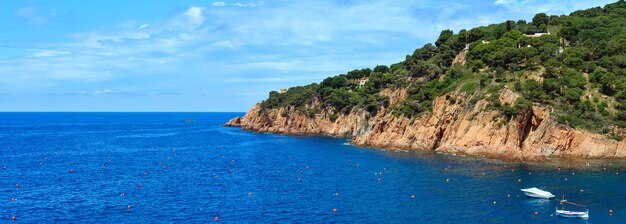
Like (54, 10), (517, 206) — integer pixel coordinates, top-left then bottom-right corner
(225, 88), (626, 161)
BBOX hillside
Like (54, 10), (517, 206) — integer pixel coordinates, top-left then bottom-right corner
(225, 1), (626, 161)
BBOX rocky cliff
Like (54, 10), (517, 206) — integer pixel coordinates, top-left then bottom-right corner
(225, 88), (626, 161)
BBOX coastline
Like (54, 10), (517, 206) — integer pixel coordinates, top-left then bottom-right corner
(224, 88), (626, 162)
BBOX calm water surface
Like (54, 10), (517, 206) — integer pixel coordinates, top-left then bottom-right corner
(0, 112), (624, 223)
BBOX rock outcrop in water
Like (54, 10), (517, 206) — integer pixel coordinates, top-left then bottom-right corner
(225, 87), (626, 161)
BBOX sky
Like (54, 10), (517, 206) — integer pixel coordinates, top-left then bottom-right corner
(0, 0), (615, 112)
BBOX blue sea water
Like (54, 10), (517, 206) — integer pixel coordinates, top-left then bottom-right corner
(0, 112), (624, 223)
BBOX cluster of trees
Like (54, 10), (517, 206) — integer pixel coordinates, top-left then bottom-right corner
(260, 66), (393, 116)
(260, 0), (626, 136)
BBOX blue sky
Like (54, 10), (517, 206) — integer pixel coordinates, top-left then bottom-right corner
(0, 0), (614, 112)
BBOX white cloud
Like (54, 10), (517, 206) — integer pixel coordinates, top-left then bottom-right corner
(138, 24), (150, 29)
(183, 6), (205, 25)
(212, 1), (225, 7)
(30, 50), (70, 58)
(233, 1), (264, 7)
(494, 0), (526, 7)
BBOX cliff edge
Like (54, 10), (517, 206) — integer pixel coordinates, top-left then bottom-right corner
(226, 88), (626, 161)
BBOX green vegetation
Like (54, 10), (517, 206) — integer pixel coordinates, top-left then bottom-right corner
(259, 1), (626, 136)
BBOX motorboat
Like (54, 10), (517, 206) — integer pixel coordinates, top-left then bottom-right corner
(520, 187), (555, 199)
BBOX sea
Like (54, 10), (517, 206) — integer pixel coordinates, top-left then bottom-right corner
(0, 112), (623, 223)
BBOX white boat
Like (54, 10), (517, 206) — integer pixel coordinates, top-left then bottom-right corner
(555, 197), (589, 219)
(520, 187), (555, 199)
(556, 208), (589, 219)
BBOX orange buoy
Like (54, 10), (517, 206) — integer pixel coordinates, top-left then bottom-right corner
(214, 216), (219, 221)
(12, 216), (16, 221)
(231, 160), (235, 163)
(609, 209), (613, 214)
(411, 195), (415, 199)
(11, 197), (15, 202)
(127, 205), (132, 210)
(137, 183), (141, 188)
(534, 211), (538, 215)
(159, 161), (163, 165)
(15, 184), (19, 188)
(331, 208), (337, 213)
